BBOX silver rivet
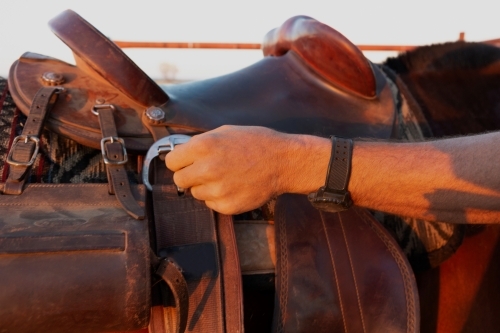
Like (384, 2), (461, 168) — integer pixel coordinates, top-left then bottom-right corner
(41, 72), (65, 86)
(145, 107), (166, 124)
(95, 98), (106, 105)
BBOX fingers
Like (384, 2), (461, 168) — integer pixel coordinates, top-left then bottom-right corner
(171, 161), (205, 189)
(165, 130), (215, 171)
(165, 142), (195, 172)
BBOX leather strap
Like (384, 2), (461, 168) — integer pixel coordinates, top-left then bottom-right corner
(3, 87), (61, 195)
(325, 137), (353, 193)
(156, 259), (189, 333)
(216, 214), (244, 333)
(142, 112), (170, 142)
(151, 159), (234, 333)
(96, 105), (145, 220)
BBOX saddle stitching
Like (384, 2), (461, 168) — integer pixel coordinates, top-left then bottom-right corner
(338, 212), (367, 333)
(354, 208), (416, 333)
(320, 211), (348, 333)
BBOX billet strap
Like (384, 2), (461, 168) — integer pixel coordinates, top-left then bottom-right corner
(95, 104), (145, 220)
(149, 159), (243, 333)
(3, 87), (62, 195)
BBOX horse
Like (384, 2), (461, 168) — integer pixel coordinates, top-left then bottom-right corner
(383, 41), (500, 333)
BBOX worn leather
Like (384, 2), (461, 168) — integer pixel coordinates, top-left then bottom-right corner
(96, 105), (145, 219)
(5, 10), (419, 333)
(3, 87), (61, 194)
(8, 10), (395, 152)
(149, 160), (243, 333)
(274, 195), (419, 333)
(0, 184), (150, 333)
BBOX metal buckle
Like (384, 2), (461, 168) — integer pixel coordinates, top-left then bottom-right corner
(100, 136), (128, 165)
(91, 104), (116, 115)
(142, 134), (191, 191)
(6, 135), (40, 167)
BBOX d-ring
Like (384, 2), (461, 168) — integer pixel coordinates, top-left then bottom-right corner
(142, 134), (191, 191)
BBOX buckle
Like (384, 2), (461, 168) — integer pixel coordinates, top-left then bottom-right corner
(100, 136), (128, 165)
(6, 135), (40, 167)
(91, 103), (116, 115)
(142, 134), (191, 191)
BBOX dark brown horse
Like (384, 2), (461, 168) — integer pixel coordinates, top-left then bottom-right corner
(383, 41), (500, 333)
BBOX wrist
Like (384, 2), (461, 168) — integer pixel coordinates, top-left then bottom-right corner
(275, 133), (331, 195)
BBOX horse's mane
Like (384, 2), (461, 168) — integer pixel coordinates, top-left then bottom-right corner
(381, 42), (500, 137)
(383, 41), (500, 73)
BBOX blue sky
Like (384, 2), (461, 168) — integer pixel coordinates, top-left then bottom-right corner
(2, 0), (499, 81)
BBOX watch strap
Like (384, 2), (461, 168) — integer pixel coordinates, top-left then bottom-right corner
(325, 137), (353, 193)
(308, 136), (354, 212)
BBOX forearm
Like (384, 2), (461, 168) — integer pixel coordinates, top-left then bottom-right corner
(288, 132), (500, 224)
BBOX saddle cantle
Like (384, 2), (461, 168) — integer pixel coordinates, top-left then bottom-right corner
(5, 10), (419, 333)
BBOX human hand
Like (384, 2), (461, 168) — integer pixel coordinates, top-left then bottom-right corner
(165, 125), (330, 215)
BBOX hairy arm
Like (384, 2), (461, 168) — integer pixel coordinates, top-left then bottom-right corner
(166, 125), (500, 224)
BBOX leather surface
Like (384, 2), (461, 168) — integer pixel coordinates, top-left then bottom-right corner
(0, 184), (150, 333)
(49, 9), (169, 108)
(149, 161), (243, 333)
(4, 10), (418, 333)
(8, 12), (396, 152)
(263, 16), (376, 98)
(3, 87), (60, 194)
(273, 195), (420, 333)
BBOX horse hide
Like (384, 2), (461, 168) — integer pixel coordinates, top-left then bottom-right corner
(383, 41), (500, 137)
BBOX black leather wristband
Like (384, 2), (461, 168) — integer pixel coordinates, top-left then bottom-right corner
(308, 136), (354, 212)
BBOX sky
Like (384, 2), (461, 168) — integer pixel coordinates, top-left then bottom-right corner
(2, 0), (500, 81)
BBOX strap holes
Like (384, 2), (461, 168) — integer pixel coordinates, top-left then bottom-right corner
(335, 157), (339, 160)
(41, 94), (46, 97)
(342, 158), (346, 161)
(36, 105), (40, 109)
(120, 182), (124, 186)
(122, 194), (127, 197)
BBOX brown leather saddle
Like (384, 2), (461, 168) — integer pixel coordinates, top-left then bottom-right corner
(6, 10), (419, 333)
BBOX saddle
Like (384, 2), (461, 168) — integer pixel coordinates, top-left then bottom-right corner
(3, 10), (419, 333)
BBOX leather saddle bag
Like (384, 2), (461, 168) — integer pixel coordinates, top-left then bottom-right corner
(0, 87), (151, 333)
(4, 10), (420, 333)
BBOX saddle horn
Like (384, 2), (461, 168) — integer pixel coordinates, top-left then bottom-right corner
(263, 16), (377, 99)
